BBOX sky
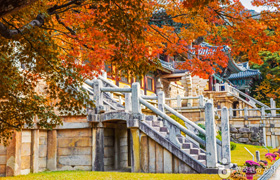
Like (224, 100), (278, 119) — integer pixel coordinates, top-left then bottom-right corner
(239, 0), (265, 12)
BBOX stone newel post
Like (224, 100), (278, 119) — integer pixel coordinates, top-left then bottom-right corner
(129, 82), (141, 173)
(205, 102), (217, 168)
(221, 107), (231, 165)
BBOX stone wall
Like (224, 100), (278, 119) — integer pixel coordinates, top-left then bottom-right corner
(1, 114), (199, 177)
(39, 131), (47, 171)
(0, 142), (6, 177)
(229, 126), (264, 146)
(140, 133), (196, 173)
(57, 129), (92, 171)
(21, 130), (32, 175)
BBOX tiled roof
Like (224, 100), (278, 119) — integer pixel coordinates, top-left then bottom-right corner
(228, 69), (261, 80)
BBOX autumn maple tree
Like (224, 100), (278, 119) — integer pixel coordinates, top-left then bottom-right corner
(0, 0), (280, 144)
(252, 51), (280, 107)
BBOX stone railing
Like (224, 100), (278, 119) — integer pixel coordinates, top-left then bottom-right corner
(216, 106), (280, 119)
(83, 74), (236, 168)
(215, 83), (270, 108)
(165, 95), (209, 110)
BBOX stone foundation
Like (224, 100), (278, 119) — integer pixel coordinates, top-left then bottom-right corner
(0, 114), (197, 177)
(229, 126), (264, 146)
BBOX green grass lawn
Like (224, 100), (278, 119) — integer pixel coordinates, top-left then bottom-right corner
(0, 143), (277, 180)
(231, 143), (277, 166)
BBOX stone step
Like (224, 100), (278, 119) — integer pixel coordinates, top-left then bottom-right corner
(198, 160), (206, 165)
(152, 121), (161, 127)
(190, 148), (199, 155)
(159, 132), (167, 137)
(144, 121), (152, 126)
(182, 143), (191, 149)
(145, 115), (157, 121)
(160, 127), (168, 133)
(182, 149), (190, 154)
(190, 154), (198, 159)
(177, 136), (183, 143)
(153, 127), (160, 132)
(198, 154), (206, 160)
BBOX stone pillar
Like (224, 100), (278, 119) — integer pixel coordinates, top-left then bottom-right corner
(221, 107), (231, 165)
(205, 102), (217, 168)
(180, 72), (192, 107)
(93, 79), (104, 114)
(124, 85), (132, 112)
(92, 123), (104, 171)
(176, 95), (182, 107)
(244, 107), (248, 120)
(47, 130), (57, 171)
(6, 131), (22, 176)
(101, 70), (107, 79)
(156, 78), (163, 94)
(199, 95), (204, 107)
(158, 91), (165, 113)
(215, 83), (219, 92)
(31, 129), (39, 173)
(114, 128), (120, 170)
(256, 151), (260, 162)
(132, 82), (141, 115)
(130, 128), (140, 172)
(271, 98), (276, 117)
(229, 108), (233, 119)
(261, 107), (265, 119)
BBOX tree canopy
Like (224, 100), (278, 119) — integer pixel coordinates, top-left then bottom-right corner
(1, 0), (280, 144)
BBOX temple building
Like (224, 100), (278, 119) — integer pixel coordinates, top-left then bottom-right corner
(227, 62), (261, 93)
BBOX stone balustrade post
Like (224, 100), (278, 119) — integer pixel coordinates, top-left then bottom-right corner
(271, 98), (276, 117)
(256, 151), (260, 162)
(129, 82), (141, 128)
(124, 85), (132, 112)
(205, 102), (217, 168)
(101, 70), (107, 79)
(229, 108), (233, 119)
(199, 95), (204, 107)
(224, 83), (229, 92)
(261, 107), (265, 119)
(244, 107), (248, 120)
(221, 107), (231, 165)
(158, 91), (165, 113)
(215, 83), (220, 92)
(93, 79), (104, 114)
(176, 95), (181, 107)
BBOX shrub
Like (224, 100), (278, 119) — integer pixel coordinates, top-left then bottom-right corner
(170, 115), (186, 136)
(198, 123), (237, 151)
(230, 142), (237, 150)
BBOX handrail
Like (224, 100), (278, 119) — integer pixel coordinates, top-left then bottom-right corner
(139, 97), (206, 147)
(101, 87), (131, 92)
(227, 84), (269, 108)
(141, 95), (158, 100)
(244, 147), (254, 161)
(164, 104), (206, 135)
(166, 96), (200, 100)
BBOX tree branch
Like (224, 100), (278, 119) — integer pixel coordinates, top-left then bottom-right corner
(0, 14), (44, 39)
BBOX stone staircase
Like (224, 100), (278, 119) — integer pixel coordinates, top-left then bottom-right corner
(143, 115), (206, 166)
(84, 76), (229, 174)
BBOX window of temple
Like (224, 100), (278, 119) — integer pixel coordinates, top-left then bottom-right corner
(147, 77), (154, 91)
